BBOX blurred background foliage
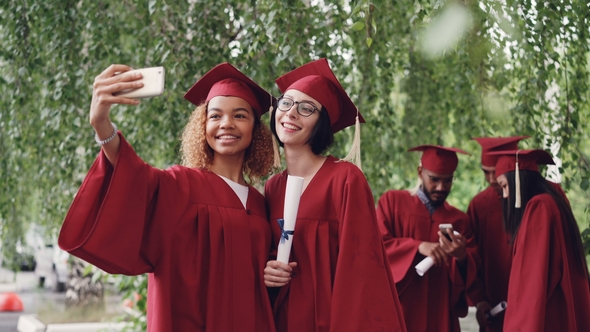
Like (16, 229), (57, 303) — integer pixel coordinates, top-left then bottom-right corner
(1, 0), (589, 328)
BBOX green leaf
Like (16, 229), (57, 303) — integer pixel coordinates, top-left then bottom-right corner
(351, 1), (364, 16)
(351, 21), (365, 31)
(83, 264), (93, 277)
(581, 179), (589, 191)
(91, 270), (102, 284)
(149, 0), (157, 15)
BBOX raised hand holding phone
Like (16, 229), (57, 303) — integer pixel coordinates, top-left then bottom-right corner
(91, 65), (140, 125)
(90, 64), (164, 166)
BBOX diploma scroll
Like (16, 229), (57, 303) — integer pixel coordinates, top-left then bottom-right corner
(276, 175), (304, 264)
(486, 301), (507, 318)
(415, 257), (434, 276)
(415, 230), (460, 276)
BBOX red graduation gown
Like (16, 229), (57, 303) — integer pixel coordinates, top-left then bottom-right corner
(265, 156), (407, 332)
(376, 190), (478, 332)
(58, 134), (275, 332)
(466, 181), (571, 332)
(503, 194), (590, 332)
(466, 186), (511, 332)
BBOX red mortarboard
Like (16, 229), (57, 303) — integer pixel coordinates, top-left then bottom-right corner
(184, 63), (274, 118)
(275, 58), (364, 133)
(487, 149), (555, 178)
(472, 136), (530, 167)
(487, 149), (555, 208)
(408, 145), (470, 174)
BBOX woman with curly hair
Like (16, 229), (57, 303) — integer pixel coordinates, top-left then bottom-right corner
(490, 149), (590, 332)
(59, 63), (277, 332)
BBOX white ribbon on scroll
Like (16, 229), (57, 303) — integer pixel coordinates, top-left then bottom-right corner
(276, 175), (304, 264)
(487, 301), (508, 318)
(415, 230), (461, 276)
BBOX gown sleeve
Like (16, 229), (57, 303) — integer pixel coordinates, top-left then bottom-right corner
(447, 214), (478, 318)
(330, 169), (407, 332)
(376, 192), (422, 284)
(464, 199), (486, 305)
(59, 133), (190, 275)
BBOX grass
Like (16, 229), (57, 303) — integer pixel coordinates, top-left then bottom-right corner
(36, 289), (126, 324)
(36, 302), (124, 324)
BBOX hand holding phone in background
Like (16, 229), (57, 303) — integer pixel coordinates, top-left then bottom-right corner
(439, 223), (453, 241)
(438, 223), (468, 261)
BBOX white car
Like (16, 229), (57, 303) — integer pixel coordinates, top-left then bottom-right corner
(34, 243), (69, 292)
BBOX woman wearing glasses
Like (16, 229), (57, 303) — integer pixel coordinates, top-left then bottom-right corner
(263, 59), (407, 332)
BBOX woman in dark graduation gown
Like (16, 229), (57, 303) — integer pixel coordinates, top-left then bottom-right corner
(490, 149), (590, 332)
(263, 58), (407, 332)
(58, 63), (277, 331)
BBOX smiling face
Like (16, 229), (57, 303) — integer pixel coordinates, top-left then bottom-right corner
(496, 174), (509, 199)
(275, 89), (322, 148)
(205, 96), (255, 159)
(418, 166), (454, 204)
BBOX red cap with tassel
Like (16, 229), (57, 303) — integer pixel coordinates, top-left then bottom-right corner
(275, 58), (364, 168)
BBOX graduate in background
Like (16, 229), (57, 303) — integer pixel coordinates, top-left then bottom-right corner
(263, 58), (407, 332)
(466, 136), (529, 332)
(377, 145), (479, 332)
(490, 149), (590, 332)
(59, 63), (277, 331)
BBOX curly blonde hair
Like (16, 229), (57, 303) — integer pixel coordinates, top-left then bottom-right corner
(180, 102), (275, 183)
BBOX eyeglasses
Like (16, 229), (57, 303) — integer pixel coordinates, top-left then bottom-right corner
(277, 97), (319, 117)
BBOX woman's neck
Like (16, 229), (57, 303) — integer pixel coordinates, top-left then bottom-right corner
(209, 154), (246, 185)
(283, 145), (327, 191)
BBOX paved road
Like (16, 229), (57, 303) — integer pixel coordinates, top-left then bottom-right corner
(460, 307), (480, 331)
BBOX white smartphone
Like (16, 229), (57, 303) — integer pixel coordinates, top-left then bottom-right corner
(114, 66), (165, 99)
(439, 223), (453, 241)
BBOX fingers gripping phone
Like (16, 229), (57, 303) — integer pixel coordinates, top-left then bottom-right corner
(439, 223), (453, 241)
(114, 66), (165, 99)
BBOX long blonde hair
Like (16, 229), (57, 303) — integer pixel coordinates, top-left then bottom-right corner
(179, 102), (275, 183)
